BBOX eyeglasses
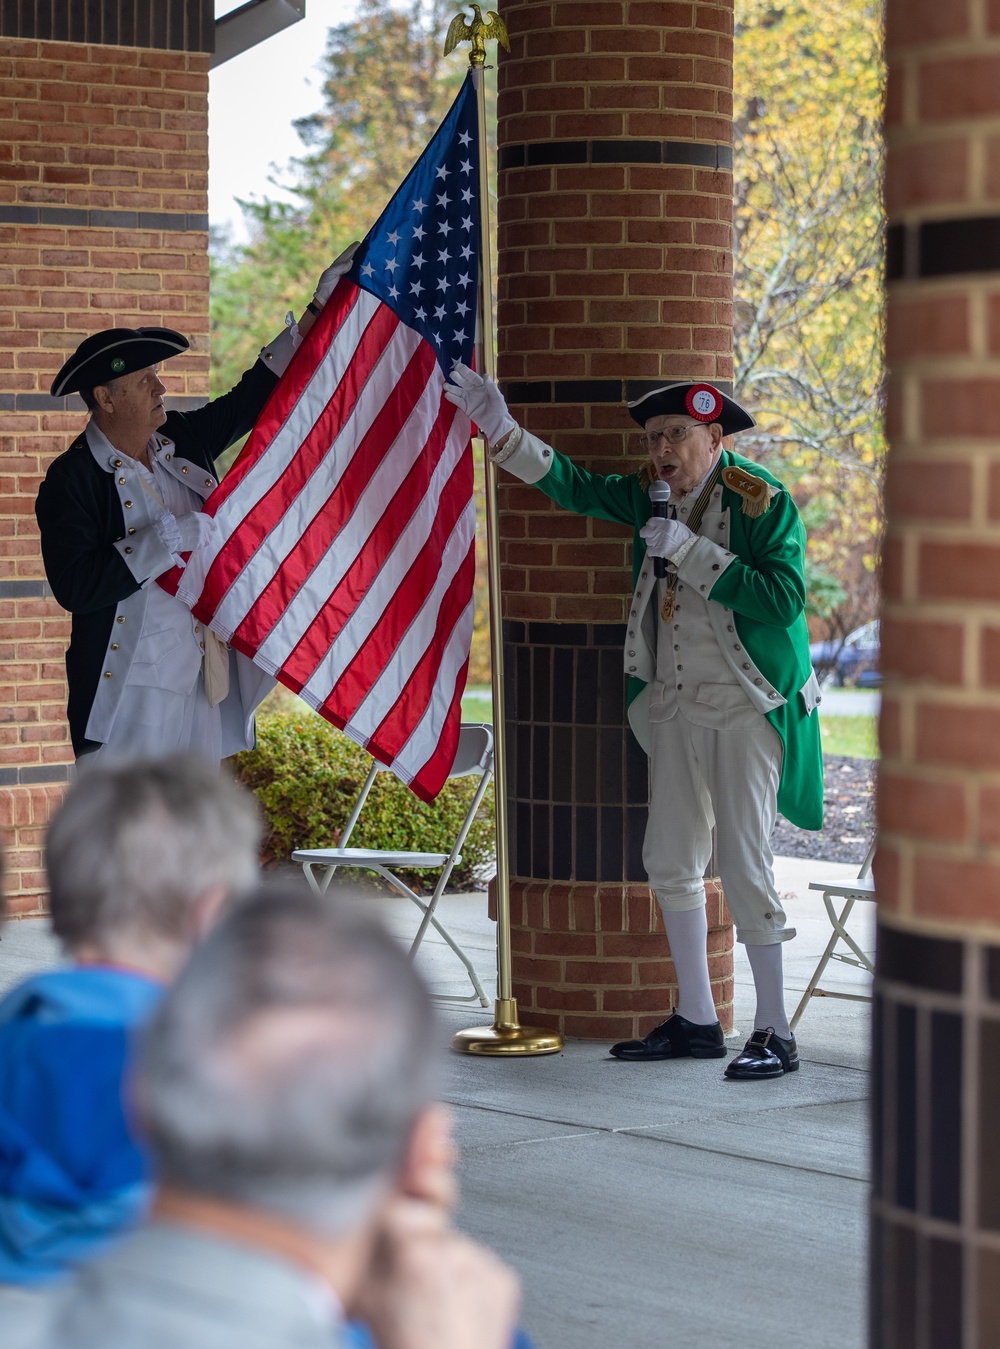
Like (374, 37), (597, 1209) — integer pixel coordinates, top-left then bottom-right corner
(639, 423), (707, 450)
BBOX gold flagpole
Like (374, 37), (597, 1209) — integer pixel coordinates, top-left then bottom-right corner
(447, 11), (563, 1056)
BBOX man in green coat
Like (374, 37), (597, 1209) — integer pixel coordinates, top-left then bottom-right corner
(445, 367), (824, 1080)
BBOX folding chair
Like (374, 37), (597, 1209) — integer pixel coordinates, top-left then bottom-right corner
(292, 723), (494, 1007)
(789, 836), (877, 1032)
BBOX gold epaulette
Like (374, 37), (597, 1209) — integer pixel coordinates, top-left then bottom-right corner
(721, 465), (775, 518)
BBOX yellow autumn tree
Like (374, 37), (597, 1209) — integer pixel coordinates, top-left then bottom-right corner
(733, 0), (885, 640)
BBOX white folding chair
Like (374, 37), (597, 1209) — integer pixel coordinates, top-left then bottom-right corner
(790, 836), (877, 1032)
(292, 723), (494, 1007)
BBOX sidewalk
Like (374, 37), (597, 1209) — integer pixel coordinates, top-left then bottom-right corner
(0, 855), (872, 1349)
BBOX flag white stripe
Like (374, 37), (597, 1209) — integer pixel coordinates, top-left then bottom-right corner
(297, 403), (469, 702)
(205, 323), (428, 640)
(380, 595), (476, 785)
(249, 358), (449, 670)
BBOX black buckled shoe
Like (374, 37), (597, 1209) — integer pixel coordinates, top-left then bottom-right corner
(610, 1013), (727, 1061)
(724, 1027), (799, 1080)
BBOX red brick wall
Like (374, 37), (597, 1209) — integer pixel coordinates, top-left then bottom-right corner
(879, 4), (1000, 934)
(496, 1), (737, 1038)
(0, 37), (210, 915)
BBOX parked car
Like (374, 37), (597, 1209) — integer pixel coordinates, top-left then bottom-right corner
(809, 620), (880, 688)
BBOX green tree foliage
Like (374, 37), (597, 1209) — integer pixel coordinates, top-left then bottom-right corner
(733, 0), (885, 640)
(232, 710), (495, 886)
(210, 0), (471, 397)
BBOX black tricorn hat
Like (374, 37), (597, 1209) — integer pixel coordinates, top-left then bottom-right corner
(50, 327), (190, 397)
(627, 381), (756, 436)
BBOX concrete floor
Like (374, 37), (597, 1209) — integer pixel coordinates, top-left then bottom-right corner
(0, 854), (873, 1349)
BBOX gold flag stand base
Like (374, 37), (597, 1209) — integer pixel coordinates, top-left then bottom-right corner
(452, 999), (564, 1056)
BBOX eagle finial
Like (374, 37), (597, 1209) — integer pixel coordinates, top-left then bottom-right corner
(444, 4), (510, 66)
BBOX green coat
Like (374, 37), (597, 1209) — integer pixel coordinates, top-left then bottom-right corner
(520, 440), (824, 831)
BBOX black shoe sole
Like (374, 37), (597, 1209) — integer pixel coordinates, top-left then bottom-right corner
(724, 1058), (800, 1080)
(609, 1044), (728, 1061)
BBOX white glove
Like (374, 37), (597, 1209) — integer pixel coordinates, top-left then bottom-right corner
(174, 510), (218, 554)
(314, 241), (361, 307)
(640, 516), (693, 560)
(443, 363), (516, 445)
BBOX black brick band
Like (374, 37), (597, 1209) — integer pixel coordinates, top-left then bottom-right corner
(887, 216), (1000, 281)
(0, 580), (53, 599)
(0, 205), (209, 232)
(501, 378), (734, 406)
(0, 0), (214, 52)
(499, 140), (733, 172)
(0, 393), (209, 413)
(0, 765), (71, 786)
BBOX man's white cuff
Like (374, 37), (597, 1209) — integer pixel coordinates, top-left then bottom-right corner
(675, 534), (737, 597)
(113, 523), (177, 586)
(490, 427), (553, 485)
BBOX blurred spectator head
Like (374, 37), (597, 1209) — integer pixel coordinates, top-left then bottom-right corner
(138, 885), (437, 1235)
(46, 755), (261, 955)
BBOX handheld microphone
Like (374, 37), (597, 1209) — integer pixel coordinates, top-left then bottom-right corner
(648, 479), (671, 579)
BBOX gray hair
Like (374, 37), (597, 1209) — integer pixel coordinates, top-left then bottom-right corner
(138, 885), (438, 1235)
(45, 755), (261, 947)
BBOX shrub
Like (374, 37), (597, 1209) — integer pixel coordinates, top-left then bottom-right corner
(231, 712), (496, 892)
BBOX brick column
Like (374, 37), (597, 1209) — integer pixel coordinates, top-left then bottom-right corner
(0, 8), (212, 914)
(874, 3), (1000, 1343)
(496, 1), (736, 1038)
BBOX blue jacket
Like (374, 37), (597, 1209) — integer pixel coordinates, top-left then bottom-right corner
(0, 966), (162, 1284)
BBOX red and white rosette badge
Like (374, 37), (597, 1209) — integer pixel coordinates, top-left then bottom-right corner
(685, 384), (724, 422)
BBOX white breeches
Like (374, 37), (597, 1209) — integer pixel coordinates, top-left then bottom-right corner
(642, 714), (794, 946)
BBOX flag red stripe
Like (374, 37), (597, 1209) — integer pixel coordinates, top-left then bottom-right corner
(207, 279), (367, 509)
(272, 391), (457, 691)
(227, 338), (441, 658)
(361, 544), (476, 773)
(194, 300), (401, 620)
(314, 448), (472, 720)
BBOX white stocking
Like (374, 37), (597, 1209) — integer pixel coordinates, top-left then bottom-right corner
(658, 904), (718, 1026)
(745, 942), (791, 1039)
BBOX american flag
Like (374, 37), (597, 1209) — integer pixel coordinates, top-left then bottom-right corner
(170, 75), (481, 800)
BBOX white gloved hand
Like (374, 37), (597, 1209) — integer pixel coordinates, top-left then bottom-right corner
(314, 241), (361, 307)
(640, 516), (694, 560)
(174, 510), (219, 554)
(443, 362), (516, 445)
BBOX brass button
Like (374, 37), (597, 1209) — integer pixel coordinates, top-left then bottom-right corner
(124, 500), (133, 508)
(181, 466), (189, 474)
(742, 662), (750, 670)
(627, 650), (635, 657)
(124, 546), (133, 554)
(118, 476), (126, 484)
(199, 642), (205, 651)
(754, 678), (763, 686)
(103, 671), (112, 679)
(117, 615), (125, 624)
(165, 454), (171, 461)
(128, 527), (135, 535)
(769, 691), (777, 699)
(113, 459), (122, 467)
(205, 478), (213, 486)
(111, 643), (119, 651)
(628, 664), (636, 672)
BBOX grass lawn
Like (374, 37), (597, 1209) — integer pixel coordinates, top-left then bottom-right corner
(462, 687), (880, 760)
(819, 713), (879, 759)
